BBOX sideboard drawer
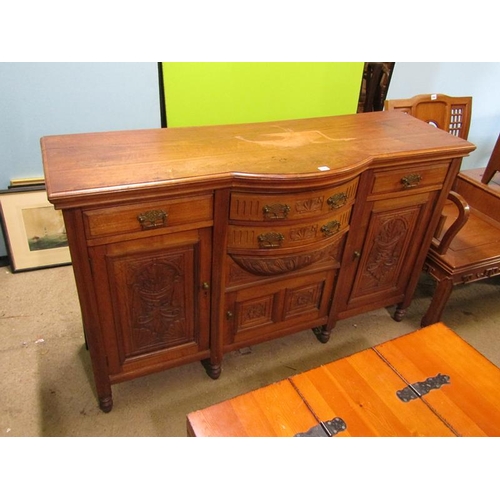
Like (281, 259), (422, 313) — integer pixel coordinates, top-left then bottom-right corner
(229, 178), (358, 222)
(83, 194), (213, 239)
(370, 163), (449, 196)
(227, 209), (352, 250)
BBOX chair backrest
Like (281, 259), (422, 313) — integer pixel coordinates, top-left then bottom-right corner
(384, 94), (472, 140)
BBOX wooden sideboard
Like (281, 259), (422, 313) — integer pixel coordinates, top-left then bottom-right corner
(41, 111), (475, 412)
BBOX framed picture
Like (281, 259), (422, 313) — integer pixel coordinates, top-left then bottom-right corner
(0, 188), (71, 272)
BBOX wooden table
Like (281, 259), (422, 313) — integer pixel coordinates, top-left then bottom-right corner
(187, 323), (500, 437)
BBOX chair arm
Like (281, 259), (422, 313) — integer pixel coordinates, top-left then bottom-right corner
(434, 191), (470, 255)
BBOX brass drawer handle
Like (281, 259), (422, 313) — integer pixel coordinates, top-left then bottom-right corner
(321, 220), (341, 237)
(257, 232), (285, 248)
(263, 203), (290, 220)
(401, 174), (422, 189)
(327, 192), (348, 209)
(137, 209), (168, 230)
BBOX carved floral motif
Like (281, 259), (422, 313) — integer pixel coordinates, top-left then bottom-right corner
(295, 197), (323, 213)
(289, 225), (318, 241)
(230, 243), (337, 276)
(128, 257), (185, 350)
(365, 217), (408, 282)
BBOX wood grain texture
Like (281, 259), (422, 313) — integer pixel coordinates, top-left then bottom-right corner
(290, 349), (455, 437)
(187, 379), (318, 437)
(375, 323), (500, 437)
(41, 112), (474, 209)
(187, 323), (499, 437)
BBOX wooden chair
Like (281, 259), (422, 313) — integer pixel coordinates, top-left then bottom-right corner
(421, 172), (500, 326)
(384, 94), (500, 327)
(384, 94), (472, 139)
(480, 133), (500, 184)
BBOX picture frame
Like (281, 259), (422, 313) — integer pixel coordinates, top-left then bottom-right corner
(0, 188), (71, 272)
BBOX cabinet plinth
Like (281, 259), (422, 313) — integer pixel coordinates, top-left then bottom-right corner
(41, 112), (475, 411)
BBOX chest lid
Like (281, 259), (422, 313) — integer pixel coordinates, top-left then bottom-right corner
(290, 346), (455, 437)
(374, 322), (500, 437)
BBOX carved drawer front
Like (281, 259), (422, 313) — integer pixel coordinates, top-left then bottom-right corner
(227, 208), (352, 250)
(224, 269), (336, 346)
(370, 162), (449, 197)
(229, 178), (358, 222)
(227, 235), (345, 284)
(83, 193), (213, 239)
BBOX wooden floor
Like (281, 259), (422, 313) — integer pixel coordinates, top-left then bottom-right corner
(461, 167), (500, 193)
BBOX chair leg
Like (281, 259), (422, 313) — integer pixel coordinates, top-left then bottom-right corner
(481, 134), (500, 184)
(481, 165), (497, 184)
(421, 277), (454, 327)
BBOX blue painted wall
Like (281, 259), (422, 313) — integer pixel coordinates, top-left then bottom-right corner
(0, 62), (161, 256)
(2, 62), (499, 259)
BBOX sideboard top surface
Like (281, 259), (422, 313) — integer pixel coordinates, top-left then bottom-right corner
(41, 111), (475, 207)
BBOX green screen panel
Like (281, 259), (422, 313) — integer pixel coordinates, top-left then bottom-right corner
(162, 62), (364, 127)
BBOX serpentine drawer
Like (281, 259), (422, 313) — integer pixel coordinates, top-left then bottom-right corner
(229, 178), (358, 222)
(227, 208), (352, 250)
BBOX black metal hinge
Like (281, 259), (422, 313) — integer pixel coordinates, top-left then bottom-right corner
(396, 373), (451, 402)
(295, 417), (347, 437)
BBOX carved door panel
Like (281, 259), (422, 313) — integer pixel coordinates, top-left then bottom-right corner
(90, 229), (211, 379)
(340, 192), (436, 314)
(223, 269), (336, 348)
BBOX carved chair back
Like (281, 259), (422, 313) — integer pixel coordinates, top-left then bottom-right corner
(384, 94), (472, 140)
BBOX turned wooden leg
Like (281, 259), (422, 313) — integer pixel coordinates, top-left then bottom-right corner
(92, 363), (113, 412)
(421, 277), (454, 327)
(201, 359), (222, 379)
(394, 306), (406, 322)
(99, 394), (113, 413)
(313, 326), (331, 344)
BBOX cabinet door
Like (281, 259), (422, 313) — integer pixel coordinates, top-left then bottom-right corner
(337, 191), (437, 317)
(89, 229), (212, 382)
(223, 269), (336, 349)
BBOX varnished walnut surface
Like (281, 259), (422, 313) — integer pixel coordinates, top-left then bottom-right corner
(40, 111), (477, 412)
(41, 111), (474, 209)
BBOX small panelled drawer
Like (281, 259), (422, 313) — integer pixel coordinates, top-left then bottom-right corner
(370, 162), (449, 196)
(83, 194), (213, 239)
(227, 208), (351, 250)
(229, 178), (358, 222)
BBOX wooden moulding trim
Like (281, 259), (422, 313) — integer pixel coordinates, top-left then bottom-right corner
(46, 148), (475, 211)
(47, 162), (369, 210)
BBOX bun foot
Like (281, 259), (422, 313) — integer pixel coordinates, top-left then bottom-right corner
(99, 395), (113, 413)
(201, 359), (222, 379)
(394, 307), (406, 322)
(313, 326), (331, 344)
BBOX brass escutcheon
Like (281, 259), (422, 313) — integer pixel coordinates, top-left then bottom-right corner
(321, 220), (341, 237)
(327, 192), (348, 209)
(401, 173), (422, 189)
(257, 232), (285, 248)
(263, 203), (290, 220)
(137, 209), (168, 230)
